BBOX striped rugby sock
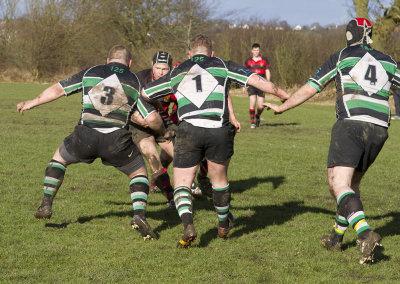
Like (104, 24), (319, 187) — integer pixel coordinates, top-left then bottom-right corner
(130, 175), (149, 218)
(249, 109), (255, 123)
(174, 186), (193, 229)
(41, 160), (66, 207)
(333, 213), (349, 242)
(213, 184), (231, 228)
(337, 190), (371, 239)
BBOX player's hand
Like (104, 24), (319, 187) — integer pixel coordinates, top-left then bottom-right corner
(263, 102), (282, 115)
(156, 130), (173, 143)
(231, 118), (241, 133)
(16, 101), (32, 115)
(131, 110), (149, 127)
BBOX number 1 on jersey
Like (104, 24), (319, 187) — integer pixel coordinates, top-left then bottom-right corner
(192, 75), (203, 92)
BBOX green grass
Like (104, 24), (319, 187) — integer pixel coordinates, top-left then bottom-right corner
(1, 82), (400, 283)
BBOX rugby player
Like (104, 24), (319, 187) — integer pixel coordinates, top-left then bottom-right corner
(243, 43), (271, 128)
(16, 45), (168, 240)
(142, 34), (289, 248)
(265, 18), (400, 264)
(130, 51), (176, 207)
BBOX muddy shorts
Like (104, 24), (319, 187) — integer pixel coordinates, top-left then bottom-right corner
(130, 121), (176, 145)
(247, 86), (264, 97)
(327, 119), (388, 173)
(59, 125), (144, 175)
(130, 123), (154, 145)
(173, 121), (236, 168)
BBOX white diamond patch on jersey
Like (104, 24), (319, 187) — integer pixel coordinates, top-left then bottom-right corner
(176, 64), (219, 108)
(88, 74), (128, 116)
(349, 52), (388, 96)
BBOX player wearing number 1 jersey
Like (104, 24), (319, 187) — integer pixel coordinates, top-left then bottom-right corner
(142, 34), (289, 248)
(16, 45), (168, 240)
(265, 18), (400, 264)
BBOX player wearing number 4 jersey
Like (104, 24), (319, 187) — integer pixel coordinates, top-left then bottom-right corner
(265, 18), (400, 264)
(142, 34), (289, 247)
(16, 45), (169, 241)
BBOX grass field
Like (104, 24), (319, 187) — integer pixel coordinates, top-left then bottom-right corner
(1, 82), (400, 283)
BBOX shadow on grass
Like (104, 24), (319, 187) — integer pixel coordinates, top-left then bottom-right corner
(198, 201), (335, 247)
(44, 200), (183, 237)
(230, 176), (285, 193)
(370, 211), (400, 237)
(262, 122), (299, 127)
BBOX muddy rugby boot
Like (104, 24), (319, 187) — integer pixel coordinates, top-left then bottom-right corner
(357, 231), (382, 264)
(197, 175), (212, 197)
(131, 215), (158, 240)
(321, 229), (342, 251)
(218, 212), (234, 239)
(177, 224), (197, 248)
(34, 205), (53, 219)
(191, 181), (202, 198)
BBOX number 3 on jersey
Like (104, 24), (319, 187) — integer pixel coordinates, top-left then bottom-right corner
(88, 74), (128, 116)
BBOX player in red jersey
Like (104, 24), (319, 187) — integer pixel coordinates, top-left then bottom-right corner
(243, 43), (271, 128)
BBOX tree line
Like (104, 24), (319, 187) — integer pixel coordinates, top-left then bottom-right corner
(1, 0), (399, 87)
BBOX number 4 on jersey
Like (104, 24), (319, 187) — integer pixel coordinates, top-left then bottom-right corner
(349, 52), (388, 95)
(364, 65), (377, 86)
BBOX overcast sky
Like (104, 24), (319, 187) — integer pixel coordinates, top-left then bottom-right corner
(214, 0), (390, 27)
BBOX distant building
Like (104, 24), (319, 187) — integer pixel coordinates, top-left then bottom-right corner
(293, 25), (302, 31)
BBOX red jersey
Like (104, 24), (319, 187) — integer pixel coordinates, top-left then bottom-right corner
(244, 56), (270, 76)
(160, 94), (178, 123)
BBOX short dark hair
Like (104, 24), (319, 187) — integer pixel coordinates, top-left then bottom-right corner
(252, 43), (261, 49)
(107, 45), (132, 64)
(189, 34), (212, 55)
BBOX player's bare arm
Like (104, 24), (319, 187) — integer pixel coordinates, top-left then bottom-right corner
(17, 83), (65, 115)
(265, 69), (271, 81)
(247, 74), (289, 101)
(228, 93), (241, 133)
(264, 83), (318, 114)
(144, 111), (172, 142)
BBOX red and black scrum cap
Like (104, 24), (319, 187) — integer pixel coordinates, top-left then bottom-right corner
(346, 18), (373, 46)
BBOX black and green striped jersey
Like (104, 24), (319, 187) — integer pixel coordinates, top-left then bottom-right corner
(143, 55), (255, 128)
(59, 62), (150, 133)
(307, 44), (400, 128)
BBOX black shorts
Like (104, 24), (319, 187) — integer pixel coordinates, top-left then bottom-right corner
(247, 86), (264, 97)
(327, 120), (388, 173)
(173, 121), (236, 168)
(59, 125), (145, 175)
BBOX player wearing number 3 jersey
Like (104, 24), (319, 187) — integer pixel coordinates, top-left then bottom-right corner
(142, 34), (290, 247)
(16, 45), (167, 240)
(265, 18), (400, 264)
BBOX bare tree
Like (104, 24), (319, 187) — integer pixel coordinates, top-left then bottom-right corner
(352, 0), (400, 51)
